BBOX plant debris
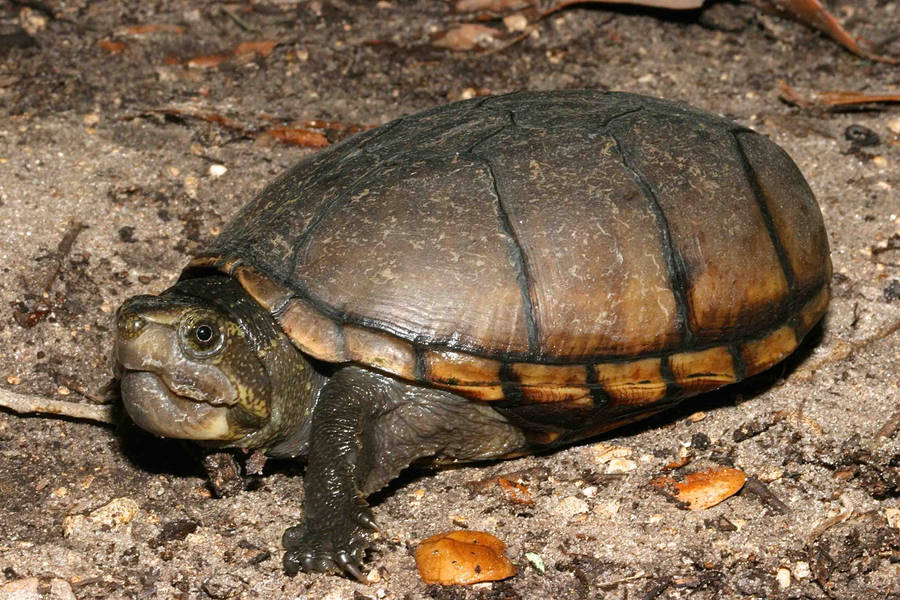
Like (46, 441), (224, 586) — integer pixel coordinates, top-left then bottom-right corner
(415, 530), (517, 585)
(652, 467), (748, 510)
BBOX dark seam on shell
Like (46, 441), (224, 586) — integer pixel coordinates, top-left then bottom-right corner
(467, 113), (541, 358)
(585, 362), (611, 408)
(606, 111), (695, 348)
(731, 129), (798, 293)
(413, 347), (427, 381)
(659, 354), (680, 399)
(727, 344), (747, 382)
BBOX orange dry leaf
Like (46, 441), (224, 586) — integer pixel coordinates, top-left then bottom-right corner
(98, 39), (127, 55)
(652, 467), (747, 510)
(265, 127), (329, 148)
(497, 477), (533, 505)
(416, 530), (517, 585)
(233, 40), (278, 58)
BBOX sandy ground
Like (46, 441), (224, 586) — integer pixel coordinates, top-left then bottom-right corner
(0, 1), (898, 598)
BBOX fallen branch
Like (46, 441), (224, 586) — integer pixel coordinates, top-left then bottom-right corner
(0, 387), (116, 425)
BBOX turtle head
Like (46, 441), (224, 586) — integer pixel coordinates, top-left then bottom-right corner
(115, 276), (319, 449)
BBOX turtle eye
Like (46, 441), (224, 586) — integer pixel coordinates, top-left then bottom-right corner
(180, 314), (225, 357)
(194, 323), (216, 346)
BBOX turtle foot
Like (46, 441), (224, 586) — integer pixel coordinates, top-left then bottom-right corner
(281, 501), (377, 580)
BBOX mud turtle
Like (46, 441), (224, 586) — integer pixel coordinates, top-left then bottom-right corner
(115, 90), (831, 578)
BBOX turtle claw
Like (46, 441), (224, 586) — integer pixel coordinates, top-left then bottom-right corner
(335, 550), (365, 581)
(281, 508), (373, 579)
(356, 512), (379, 531)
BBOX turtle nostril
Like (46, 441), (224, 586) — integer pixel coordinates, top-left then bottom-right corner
(118, 313), (147, 337)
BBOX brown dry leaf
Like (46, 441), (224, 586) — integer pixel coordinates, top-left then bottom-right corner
(751, 0), (897, 63)
(433, 24), (503, 51)
(652, 467), (747, 510)
(233, 40), (278, 58)
(415, 530), (517, 585)
(98, 39), (127, 55)
(265, 127), (329, 148)
(457, 0), (703, 13)
(118, 24), (185, 36)
(778, 80), (900, 108)
(455, 0), (531, 10)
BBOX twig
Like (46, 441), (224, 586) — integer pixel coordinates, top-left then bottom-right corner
(741, 476), (790, 514)
(875, 409), (900, 441)
(807, 494), (853, 545)
(0, 387), (116, 425)
(221, 5), (260, 32)
(14, 220), (87, 328)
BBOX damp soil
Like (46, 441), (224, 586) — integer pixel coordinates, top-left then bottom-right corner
(1, 1), (898, 599)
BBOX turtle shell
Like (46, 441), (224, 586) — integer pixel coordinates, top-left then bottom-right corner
(187, 90), (830, 442)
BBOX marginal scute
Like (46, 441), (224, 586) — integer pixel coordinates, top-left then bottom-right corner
(278, 297), (348, 362)
(423, 350), (501, 385)
(234, 265), (293, 311)
(669, 346), (736, 395)
(344, 325), (416, 380)
(434, 383), (505, 401)
(510, 363), (587, 385)
(797, 285), (830, 334)
(519, 385), (591, 404)
(594, 358), (668, 404)
(741, 325), (797, 377)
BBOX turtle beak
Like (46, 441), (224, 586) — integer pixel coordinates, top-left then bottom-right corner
(115, 297), (241, 441)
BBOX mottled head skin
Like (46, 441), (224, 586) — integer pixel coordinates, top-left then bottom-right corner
(115, 276), (323, 454)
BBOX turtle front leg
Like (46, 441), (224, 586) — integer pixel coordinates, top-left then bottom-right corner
(281, 366), (526, 579)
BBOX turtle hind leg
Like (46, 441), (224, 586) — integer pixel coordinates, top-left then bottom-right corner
(282, 366), (526, 579)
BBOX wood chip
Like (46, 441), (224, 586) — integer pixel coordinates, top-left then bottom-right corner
(265, 127), (329, 148)
(652, 467), (747, 510)
(433, 24), (503, 51)
(415, 530), (517, 585)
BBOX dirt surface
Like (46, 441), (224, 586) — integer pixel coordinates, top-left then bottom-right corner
(1, 1), (898, 598)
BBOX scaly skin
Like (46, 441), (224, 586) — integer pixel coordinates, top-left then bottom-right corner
(116, 276), (526, 579)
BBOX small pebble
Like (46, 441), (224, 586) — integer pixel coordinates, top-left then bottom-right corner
(872, 155), (887, 168)
(202, 573), (244, 599)
(0, 578), (39, 600)
(50, 579), (77, 600)
(554, 495), (588, 516)
(793, 561), (811, 579)
(6, 374), (21, 385)
(208, 164), (227, 178)
(503, 13), (528, 32)
(776, 567), (791, 589)
(885, 507), (900, 529)
(606, 458), (637, 473)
